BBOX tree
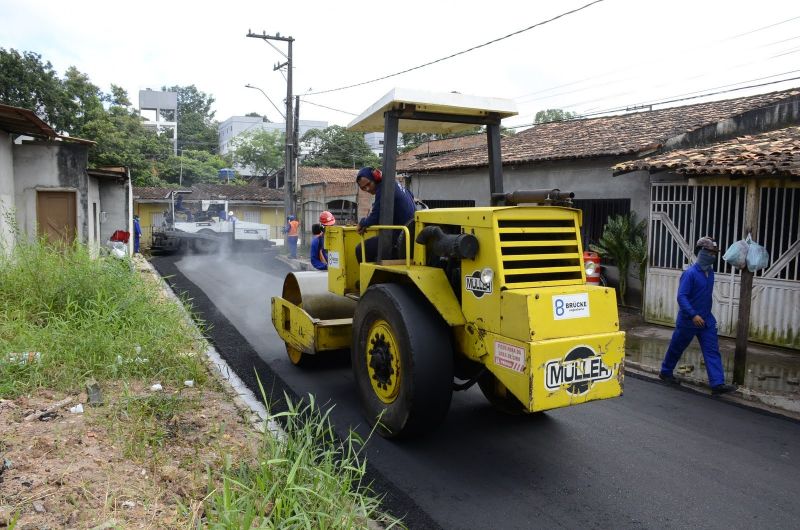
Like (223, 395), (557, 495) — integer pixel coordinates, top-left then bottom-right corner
(79, 99), (173, 186)
(534, 108), (576, 124)
(400, 125), (514, 153)
(245, 112), (270, 121)
(0, 48), (73, 133)
(157, 149), (230, 186)
(62, 66), (104, 133)
(590, 212), (647, 306)
(232, 129), (284, 176)
(301, 125), (380, 168)
(161, 84), (218, 153)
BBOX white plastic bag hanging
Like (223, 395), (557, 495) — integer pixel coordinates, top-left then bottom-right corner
(722, 239), (749, 269)
(746, 236), (770, 272)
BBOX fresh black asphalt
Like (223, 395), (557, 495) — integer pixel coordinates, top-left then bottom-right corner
(151, 250), (800, 530)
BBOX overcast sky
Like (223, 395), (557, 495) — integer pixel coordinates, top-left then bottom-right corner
(2, 0), (799, 132)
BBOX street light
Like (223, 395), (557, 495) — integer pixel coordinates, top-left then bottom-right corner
(244, 84), (286, 121)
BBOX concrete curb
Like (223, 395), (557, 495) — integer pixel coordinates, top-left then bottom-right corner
(275, 254), (314, 271)
(135, 256), (283, 437)
(626, 360), (800, 421)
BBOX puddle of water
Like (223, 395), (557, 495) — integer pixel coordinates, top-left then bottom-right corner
(625, 335), (800, 394)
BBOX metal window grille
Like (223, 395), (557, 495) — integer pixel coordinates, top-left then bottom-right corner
(756, 187), (800, 281)
(572, 198), (631, 250)
(151, 211), (165, 229)
(325, 199), (358, 225)
(242, 210), (261, 223)
(649, 183), (746, 273)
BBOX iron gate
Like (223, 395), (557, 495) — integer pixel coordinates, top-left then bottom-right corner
(646, 182), (800, 349)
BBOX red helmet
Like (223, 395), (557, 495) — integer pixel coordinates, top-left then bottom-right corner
(319, 210), (336, 226)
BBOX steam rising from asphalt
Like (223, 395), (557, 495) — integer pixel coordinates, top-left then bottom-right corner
(174, 246), (291, 363)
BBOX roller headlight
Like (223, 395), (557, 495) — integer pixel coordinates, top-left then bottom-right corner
(480, 267), (494, 285)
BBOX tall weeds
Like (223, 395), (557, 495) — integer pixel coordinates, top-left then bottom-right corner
(0, 237), (204, 396)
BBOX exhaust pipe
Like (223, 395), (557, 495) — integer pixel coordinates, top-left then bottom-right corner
(491, 189), (575, 206)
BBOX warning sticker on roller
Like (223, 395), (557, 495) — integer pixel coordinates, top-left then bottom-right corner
(494, 341), (526, 373)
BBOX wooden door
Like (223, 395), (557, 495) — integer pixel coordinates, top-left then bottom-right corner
(37, 190), (77, 245)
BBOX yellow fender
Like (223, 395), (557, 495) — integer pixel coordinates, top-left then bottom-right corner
(361, 264), (466, 326)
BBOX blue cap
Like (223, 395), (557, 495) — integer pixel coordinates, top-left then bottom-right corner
(357, 167), (374, 181)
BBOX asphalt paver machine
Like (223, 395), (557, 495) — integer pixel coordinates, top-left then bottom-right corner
(271, 89), (624, 438)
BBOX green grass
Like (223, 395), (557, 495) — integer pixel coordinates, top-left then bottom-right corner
(202, 394), (403, 529)
(104, 386), (202, 459)
(0, 231), (402, 528)
(0, 237), (206, 397)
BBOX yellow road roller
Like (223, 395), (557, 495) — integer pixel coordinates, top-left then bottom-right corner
(271, 89), (624, 438)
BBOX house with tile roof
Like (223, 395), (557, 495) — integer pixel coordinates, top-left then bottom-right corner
(294, 166), (408, 241)
(296, 167), (359, 234)
(133, 183), (284, 249)
(400, 88), (800, 307)
(614, 125), (800, 350)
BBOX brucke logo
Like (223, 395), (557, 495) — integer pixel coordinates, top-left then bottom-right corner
(544, 345), (613, 395)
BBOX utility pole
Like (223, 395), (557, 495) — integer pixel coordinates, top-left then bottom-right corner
(293, 95), (300, 201)
(247, 30), (295, 217)
(733, 179), (759, 385)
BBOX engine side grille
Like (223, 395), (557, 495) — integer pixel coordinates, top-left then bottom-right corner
(497, 216), (583, 288)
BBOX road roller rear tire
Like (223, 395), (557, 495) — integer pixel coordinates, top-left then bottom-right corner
(352, 283), (453, 438)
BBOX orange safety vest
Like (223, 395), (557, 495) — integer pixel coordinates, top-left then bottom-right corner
(288, 220), (299, 237)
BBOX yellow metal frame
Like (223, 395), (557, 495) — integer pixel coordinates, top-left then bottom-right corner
(271, 296), (352, 355)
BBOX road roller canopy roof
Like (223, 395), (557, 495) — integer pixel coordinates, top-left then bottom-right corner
(347, 88), (518, 134)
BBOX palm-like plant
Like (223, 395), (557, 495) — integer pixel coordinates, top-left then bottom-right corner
(590, 212), (647, 306)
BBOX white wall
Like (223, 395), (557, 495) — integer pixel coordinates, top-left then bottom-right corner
(0, 133), (15, 252)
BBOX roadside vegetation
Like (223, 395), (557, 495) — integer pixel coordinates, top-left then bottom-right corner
(0, 234), (400, 528)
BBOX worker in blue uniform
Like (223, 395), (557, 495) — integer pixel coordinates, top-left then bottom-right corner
(133, 215), (142, 254)
(310, 224), (328, 270)
(659, 236), (737, 395)
(310, 211), (336, 270)
(355, 166), (416, 262)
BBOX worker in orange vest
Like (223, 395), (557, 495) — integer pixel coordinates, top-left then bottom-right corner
(285, 215), (300, 258)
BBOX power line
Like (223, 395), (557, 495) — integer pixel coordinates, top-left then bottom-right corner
(299, 98), (357, 116)
(554, 69), (800, 119)
(727, 14), (800, 40)
(513, 17), (800, 106)
(511, 39), (800, 119)
(512, 29), (798, 107)
(504, 74), (800, 131)
(303, 0), (605, 97)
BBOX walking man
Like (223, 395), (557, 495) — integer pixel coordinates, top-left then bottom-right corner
(659, 236), (737, 395)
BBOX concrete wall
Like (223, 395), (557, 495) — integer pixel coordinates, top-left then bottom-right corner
(407, 157), (651, 223)
(0, 133), (14, 252)
(98, 177), (130, 245)
(12, 141), (90, 243)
